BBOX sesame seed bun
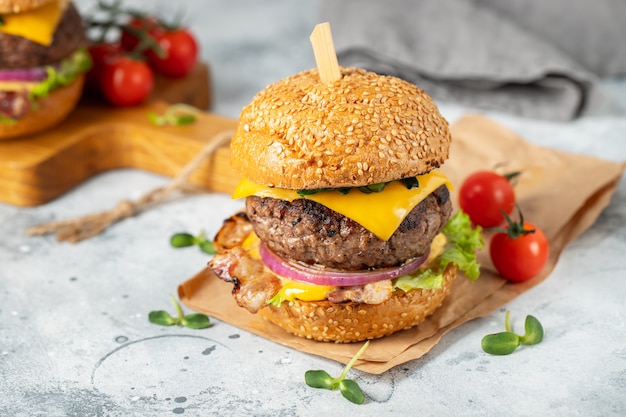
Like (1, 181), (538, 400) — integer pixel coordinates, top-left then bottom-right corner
(230, 67), (452, 190)
(258, 264), (457, 343)
(0, 0), (57, 14)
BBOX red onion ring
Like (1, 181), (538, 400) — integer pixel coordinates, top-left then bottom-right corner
(0, 67), (49, 82)
(259, 243), (429, 287)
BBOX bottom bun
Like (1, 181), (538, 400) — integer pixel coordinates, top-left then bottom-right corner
(258, 264), (458, 343)
(0, 74), (85, 141)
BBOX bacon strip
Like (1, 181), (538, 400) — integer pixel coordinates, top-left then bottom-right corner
(327, 280), (393, 304)
(209, 212), (395, 313)
(210, 247), (282, 314)
(0, 91), (30, 120)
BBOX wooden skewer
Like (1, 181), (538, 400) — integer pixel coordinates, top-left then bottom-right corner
(309, 22), (342, 83)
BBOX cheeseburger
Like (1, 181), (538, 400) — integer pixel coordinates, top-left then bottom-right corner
(0, 0), (91, 139)
(209, 67), (482, 343)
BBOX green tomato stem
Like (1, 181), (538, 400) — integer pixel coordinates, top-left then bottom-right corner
(503, 171), (521, 182)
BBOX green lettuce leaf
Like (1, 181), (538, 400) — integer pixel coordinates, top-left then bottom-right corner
(267, 293), (283, 307)
(393, 210), (484, 292)
(30, 47), (92, 100)
(0, 115), (17, 125)
(439, 210), (484, 280)
(394, 268), (445, 292)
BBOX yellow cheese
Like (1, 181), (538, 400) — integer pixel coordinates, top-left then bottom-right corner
(423, 233), (447, 266)
(0, 81), (39, 92)
(241, 231), (261, 259)
(0, 0), (66, 46)
(232, 169), (452, 241)
(273, 279), (334, 302)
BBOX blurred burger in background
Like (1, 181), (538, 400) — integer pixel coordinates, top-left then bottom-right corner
(0, 0), (91, 140)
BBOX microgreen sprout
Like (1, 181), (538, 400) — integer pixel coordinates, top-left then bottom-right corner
(148, 294), (210, 329)
(170, 230), (216, 255)
(481, 311), (544, 355)
(148, 103), (202, 126)
(305, 340), (369, 404)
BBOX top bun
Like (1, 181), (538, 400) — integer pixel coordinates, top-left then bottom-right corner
(230, 67), (452, 190)
(0, 0), (57, 13)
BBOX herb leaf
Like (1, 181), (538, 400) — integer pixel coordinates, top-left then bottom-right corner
(148, 295), (210, 329)
(297, 187), (342, 197)
(481, 332), (521, 355)
(296, 177), (424, 197)
(358, 183), (387, 194)
(148, 310), (178, 326)
(170, 232), (196, 247)
(482, 311), (544, 355)
(169, 230), (216, 255)
(198, 240), (216, 255)
(181, 313), (211, 329)
(521, 315), (544, 345)
(148, 103), (201, 126)
(402, 177), (420, 189)
(304, 370), (334, 389)
(304, 340), (369, 404)
(339, 379), (365, 404)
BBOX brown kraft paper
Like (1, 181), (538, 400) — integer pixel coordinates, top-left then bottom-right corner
(178, 113), (626, 374)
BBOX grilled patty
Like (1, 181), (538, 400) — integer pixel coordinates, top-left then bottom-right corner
(246, 184), (452, 271)
(0, 3), (86, 69)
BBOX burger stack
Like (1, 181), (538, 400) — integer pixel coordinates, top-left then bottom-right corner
(0, 0), (90, 139)
(209, 67), (482, 343)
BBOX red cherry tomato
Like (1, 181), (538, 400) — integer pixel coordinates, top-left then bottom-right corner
(99, 56), (154, 107)
(490, 221), (550, 282)
(147, 29), (198, 78)
(459, 171), (516, 228)
(86, 42), (124, 89)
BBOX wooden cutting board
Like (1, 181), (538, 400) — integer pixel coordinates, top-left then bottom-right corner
(0, 63), (241, 207)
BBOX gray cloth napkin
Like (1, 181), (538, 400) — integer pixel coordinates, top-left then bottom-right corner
(320, 0), (625, 121)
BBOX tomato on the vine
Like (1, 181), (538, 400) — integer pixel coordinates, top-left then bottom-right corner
(147, 28), (198, 78)
(86, 42), (124, 89)
(490, 219), (550, 283)
(459, 170), (517, 228)
(99, 56), (154, 107)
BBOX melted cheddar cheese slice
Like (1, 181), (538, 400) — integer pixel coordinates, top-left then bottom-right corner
(232, 169), (452, 241)
(0, 81), (38, 91)
(273, 279), (334, 302)
(0, 0), (67, 45)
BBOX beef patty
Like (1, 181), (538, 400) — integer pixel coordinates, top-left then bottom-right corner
(245, 185), (452, 271)
(0, 3), (86, 69)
